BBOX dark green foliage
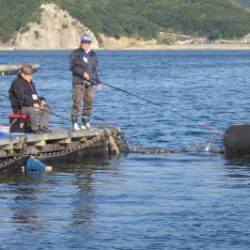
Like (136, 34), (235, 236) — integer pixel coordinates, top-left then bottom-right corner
(1, 0), (250, 43)
(0, 0), (43, 42)
(52, 0), (250, 40)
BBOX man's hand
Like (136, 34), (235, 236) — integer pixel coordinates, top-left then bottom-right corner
(33, 103), (40, 110)
(83, 72), (90, 80)
(40, 100), (47, 107)
(95, 84), (102, 91)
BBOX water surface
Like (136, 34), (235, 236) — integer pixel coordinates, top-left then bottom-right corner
(0, 50), (250, 249)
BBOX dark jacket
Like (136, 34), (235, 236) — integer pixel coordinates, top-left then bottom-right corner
(9, 75), (38, 113)
(70, 48), (100, 86)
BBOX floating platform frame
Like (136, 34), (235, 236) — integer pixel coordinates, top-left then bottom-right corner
(0, 127), (128, 172)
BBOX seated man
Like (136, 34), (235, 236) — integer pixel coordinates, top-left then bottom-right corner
(9, 64), (52, 133)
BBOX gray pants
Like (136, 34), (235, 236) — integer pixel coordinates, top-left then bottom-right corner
(22, 104), (52, 131)
(71, 84), (94, 123)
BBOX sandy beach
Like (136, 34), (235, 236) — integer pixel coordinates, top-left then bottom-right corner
(1, 44), (250, 51)
(169, 43), (250, 50)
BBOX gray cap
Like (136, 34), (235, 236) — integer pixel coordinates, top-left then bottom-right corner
(80, 34), (92, 43)
(20, 64), (33, 75)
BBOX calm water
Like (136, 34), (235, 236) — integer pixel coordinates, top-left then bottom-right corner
(0, 50), (250, 249)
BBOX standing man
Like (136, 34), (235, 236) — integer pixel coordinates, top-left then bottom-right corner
(9, 64), (52, 133)
(70, 34), (101, 130)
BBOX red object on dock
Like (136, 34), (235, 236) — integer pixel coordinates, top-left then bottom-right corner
(8, 113), (30, 133)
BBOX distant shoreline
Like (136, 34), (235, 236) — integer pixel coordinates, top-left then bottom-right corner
(169, 44), (250, 50)
(1, 44), (250, 51)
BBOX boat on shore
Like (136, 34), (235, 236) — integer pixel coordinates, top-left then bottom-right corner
(0, 63), (40, 75)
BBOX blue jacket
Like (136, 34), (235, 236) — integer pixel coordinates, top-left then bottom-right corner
(70, 48), (100, 86)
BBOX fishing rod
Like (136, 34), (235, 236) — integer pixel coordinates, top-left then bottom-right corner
(91, 78), (226, 135)
(0, 92), (116, 127)
(90, 79), (189, 120)
(0, 92), (71, 121)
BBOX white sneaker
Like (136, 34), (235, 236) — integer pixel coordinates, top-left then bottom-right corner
(81, 122), (90, 130)
(73, 123), (80, 130)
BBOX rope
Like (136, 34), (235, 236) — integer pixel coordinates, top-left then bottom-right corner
(198, 122), (225, 136)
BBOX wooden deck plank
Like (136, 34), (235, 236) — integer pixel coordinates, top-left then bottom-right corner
(0, 136), (25, 146)
(0, 127), (115, 157)
(25, 128), (70, 142)
(70, 128), (102, 138)
(0, 127), (100, 146)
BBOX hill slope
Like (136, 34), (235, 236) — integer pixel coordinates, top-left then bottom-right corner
(14, 3), (99, 50)
(1, 0), (250, 45)
(55, 0), (250, 40)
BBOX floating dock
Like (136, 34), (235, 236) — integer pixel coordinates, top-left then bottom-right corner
(0, 63), (128, 172)
(0, 63), (40, 75)
(0, 127), (128, 172)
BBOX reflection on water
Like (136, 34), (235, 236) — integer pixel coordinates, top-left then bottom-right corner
(0, 159), (117, 239)
(226, 158), (250, 168)
(0, 174), (49, 234)
(224, 158), (250, 186)
(0, 154), (250, 248)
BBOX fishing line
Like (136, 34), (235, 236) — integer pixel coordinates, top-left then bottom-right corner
(90, 78), (225, 135)
(90, 79), (189, 119)
(0, 83), (224, 153)
(91, 78), (228, 154)
(1, 81), (225, 137)
(0, 92), (71, 121)
(0, 92), (116, 127)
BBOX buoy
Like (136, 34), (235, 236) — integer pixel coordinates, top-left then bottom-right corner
(224, 124), (250, 157)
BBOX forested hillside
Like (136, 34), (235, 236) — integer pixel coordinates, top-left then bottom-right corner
(0, 0), (43, 42)
(1, 0), (250, 43)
